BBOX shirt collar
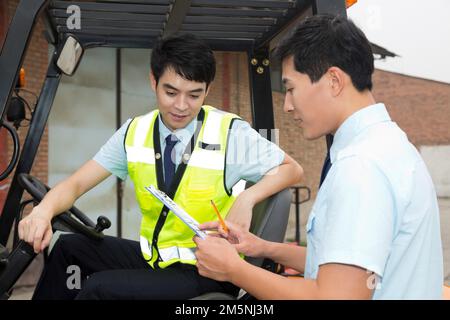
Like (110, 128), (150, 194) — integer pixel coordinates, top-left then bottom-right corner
(330, 103), (391, 163)
(158, 114), (197, 146)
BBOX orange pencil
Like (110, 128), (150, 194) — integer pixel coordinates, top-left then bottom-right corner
(210, 200), (229, 233)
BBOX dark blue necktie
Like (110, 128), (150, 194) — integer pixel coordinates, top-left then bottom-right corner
(319, 150), (332, 187)
(319, 135), (334, 187)
(164, 134), (179, 190)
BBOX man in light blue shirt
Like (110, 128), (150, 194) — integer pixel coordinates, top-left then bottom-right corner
(303, 102), (443, 299)
(194, 15), (444, 299)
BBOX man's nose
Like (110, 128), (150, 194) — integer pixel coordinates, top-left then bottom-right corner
(174, 95), (189, 111)
(283, 95), (294, 113)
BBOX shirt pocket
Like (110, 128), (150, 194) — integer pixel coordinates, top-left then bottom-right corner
(306, 209), (316, 234)
(306, 198), (325, 235)
(305, 209), (317, 251)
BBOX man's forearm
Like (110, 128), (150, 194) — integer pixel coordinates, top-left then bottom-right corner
(34, 160), (111, 219)
(230, 259), (319, 300)
(263, 241), (307, 274)
(35, 180), (81, 219)
(244, 155), (303, 205)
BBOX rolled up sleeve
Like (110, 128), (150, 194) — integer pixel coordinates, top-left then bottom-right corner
(93, 119), (131, 181)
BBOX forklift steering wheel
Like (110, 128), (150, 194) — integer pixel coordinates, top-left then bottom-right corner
(17, 173), (111, 241)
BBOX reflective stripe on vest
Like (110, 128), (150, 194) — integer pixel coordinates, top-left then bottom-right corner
(140, 236), (196, 261)
(126, 106), (240, 268)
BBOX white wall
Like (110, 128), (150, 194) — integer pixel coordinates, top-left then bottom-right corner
(420, 145), (450, 198)
(120, 48), (157, 241)
(49, 47), (117, 236)
(49, 47), (157, 240)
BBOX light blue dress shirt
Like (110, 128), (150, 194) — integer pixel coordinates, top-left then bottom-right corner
(304, 103), (443, 299)
(93, 112), (285, 192)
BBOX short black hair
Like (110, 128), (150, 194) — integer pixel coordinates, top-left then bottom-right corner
(274, 15), (374, 91)
(151, 33), (216, 88)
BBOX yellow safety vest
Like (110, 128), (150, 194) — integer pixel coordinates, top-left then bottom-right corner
(125, 105), (240, 268)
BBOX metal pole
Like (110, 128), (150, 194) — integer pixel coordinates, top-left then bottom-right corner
(0, 63), (61, 245)
(291, 186), (311, 245)
(247, 47), (275, 140)
(295, 187), (300, 244)
(312, 0), (347, 17)
(116, 48), (122, 238)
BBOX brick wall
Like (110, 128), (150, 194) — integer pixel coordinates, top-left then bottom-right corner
(0, 0), (49, 215)
(372, 69), (450, 147)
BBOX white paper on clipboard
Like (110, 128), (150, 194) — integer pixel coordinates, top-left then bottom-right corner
(145, 185), (207, 239)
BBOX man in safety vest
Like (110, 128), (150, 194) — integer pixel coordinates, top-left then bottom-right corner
(19, 33), (303, 299)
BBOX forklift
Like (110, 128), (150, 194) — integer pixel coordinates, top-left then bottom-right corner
(0, 0), (349, 299)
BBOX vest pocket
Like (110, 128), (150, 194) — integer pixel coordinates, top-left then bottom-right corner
(183, 186), (216, 206)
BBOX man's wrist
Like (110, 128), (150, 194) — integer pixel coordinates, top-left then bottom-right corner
(34, 204), (54, 221)
(259, 239), (272, 258)
(228, 256), (248, 285)
(239, 189), (257, 206)
(262, 240), (276, 260)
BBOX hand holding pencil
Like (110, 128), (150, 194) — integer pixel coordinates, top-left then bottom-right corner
(198, 217), (267, 258)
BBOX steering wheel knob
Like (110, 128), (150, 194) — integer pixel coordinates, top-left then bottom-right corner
(95, 216), (111, 233)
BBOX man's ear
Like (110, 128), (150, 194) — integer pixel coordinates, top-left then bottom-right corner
(205, 82), (212, 97)
(149, 72), (157, 91)
(327, 67), (345, 97)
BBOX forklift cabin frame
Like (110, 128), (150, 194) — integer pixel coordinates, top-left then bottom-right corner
(0, 0), (346, 248)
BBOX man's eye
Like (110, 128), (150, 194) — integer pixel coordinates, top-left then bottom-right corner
(190, 95), (200, 99)
(166, 91), (176, 96)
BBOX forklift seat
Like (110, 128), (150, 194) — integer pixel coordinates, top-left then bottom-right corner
(192, 186), (292, 300)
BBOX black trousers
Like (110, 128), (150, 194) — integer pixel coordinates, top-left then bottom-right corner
(32, 233), (238, 300)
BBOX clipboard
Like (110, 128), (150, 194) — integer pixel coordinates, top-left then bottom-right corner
(145, 185), (207, 239)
